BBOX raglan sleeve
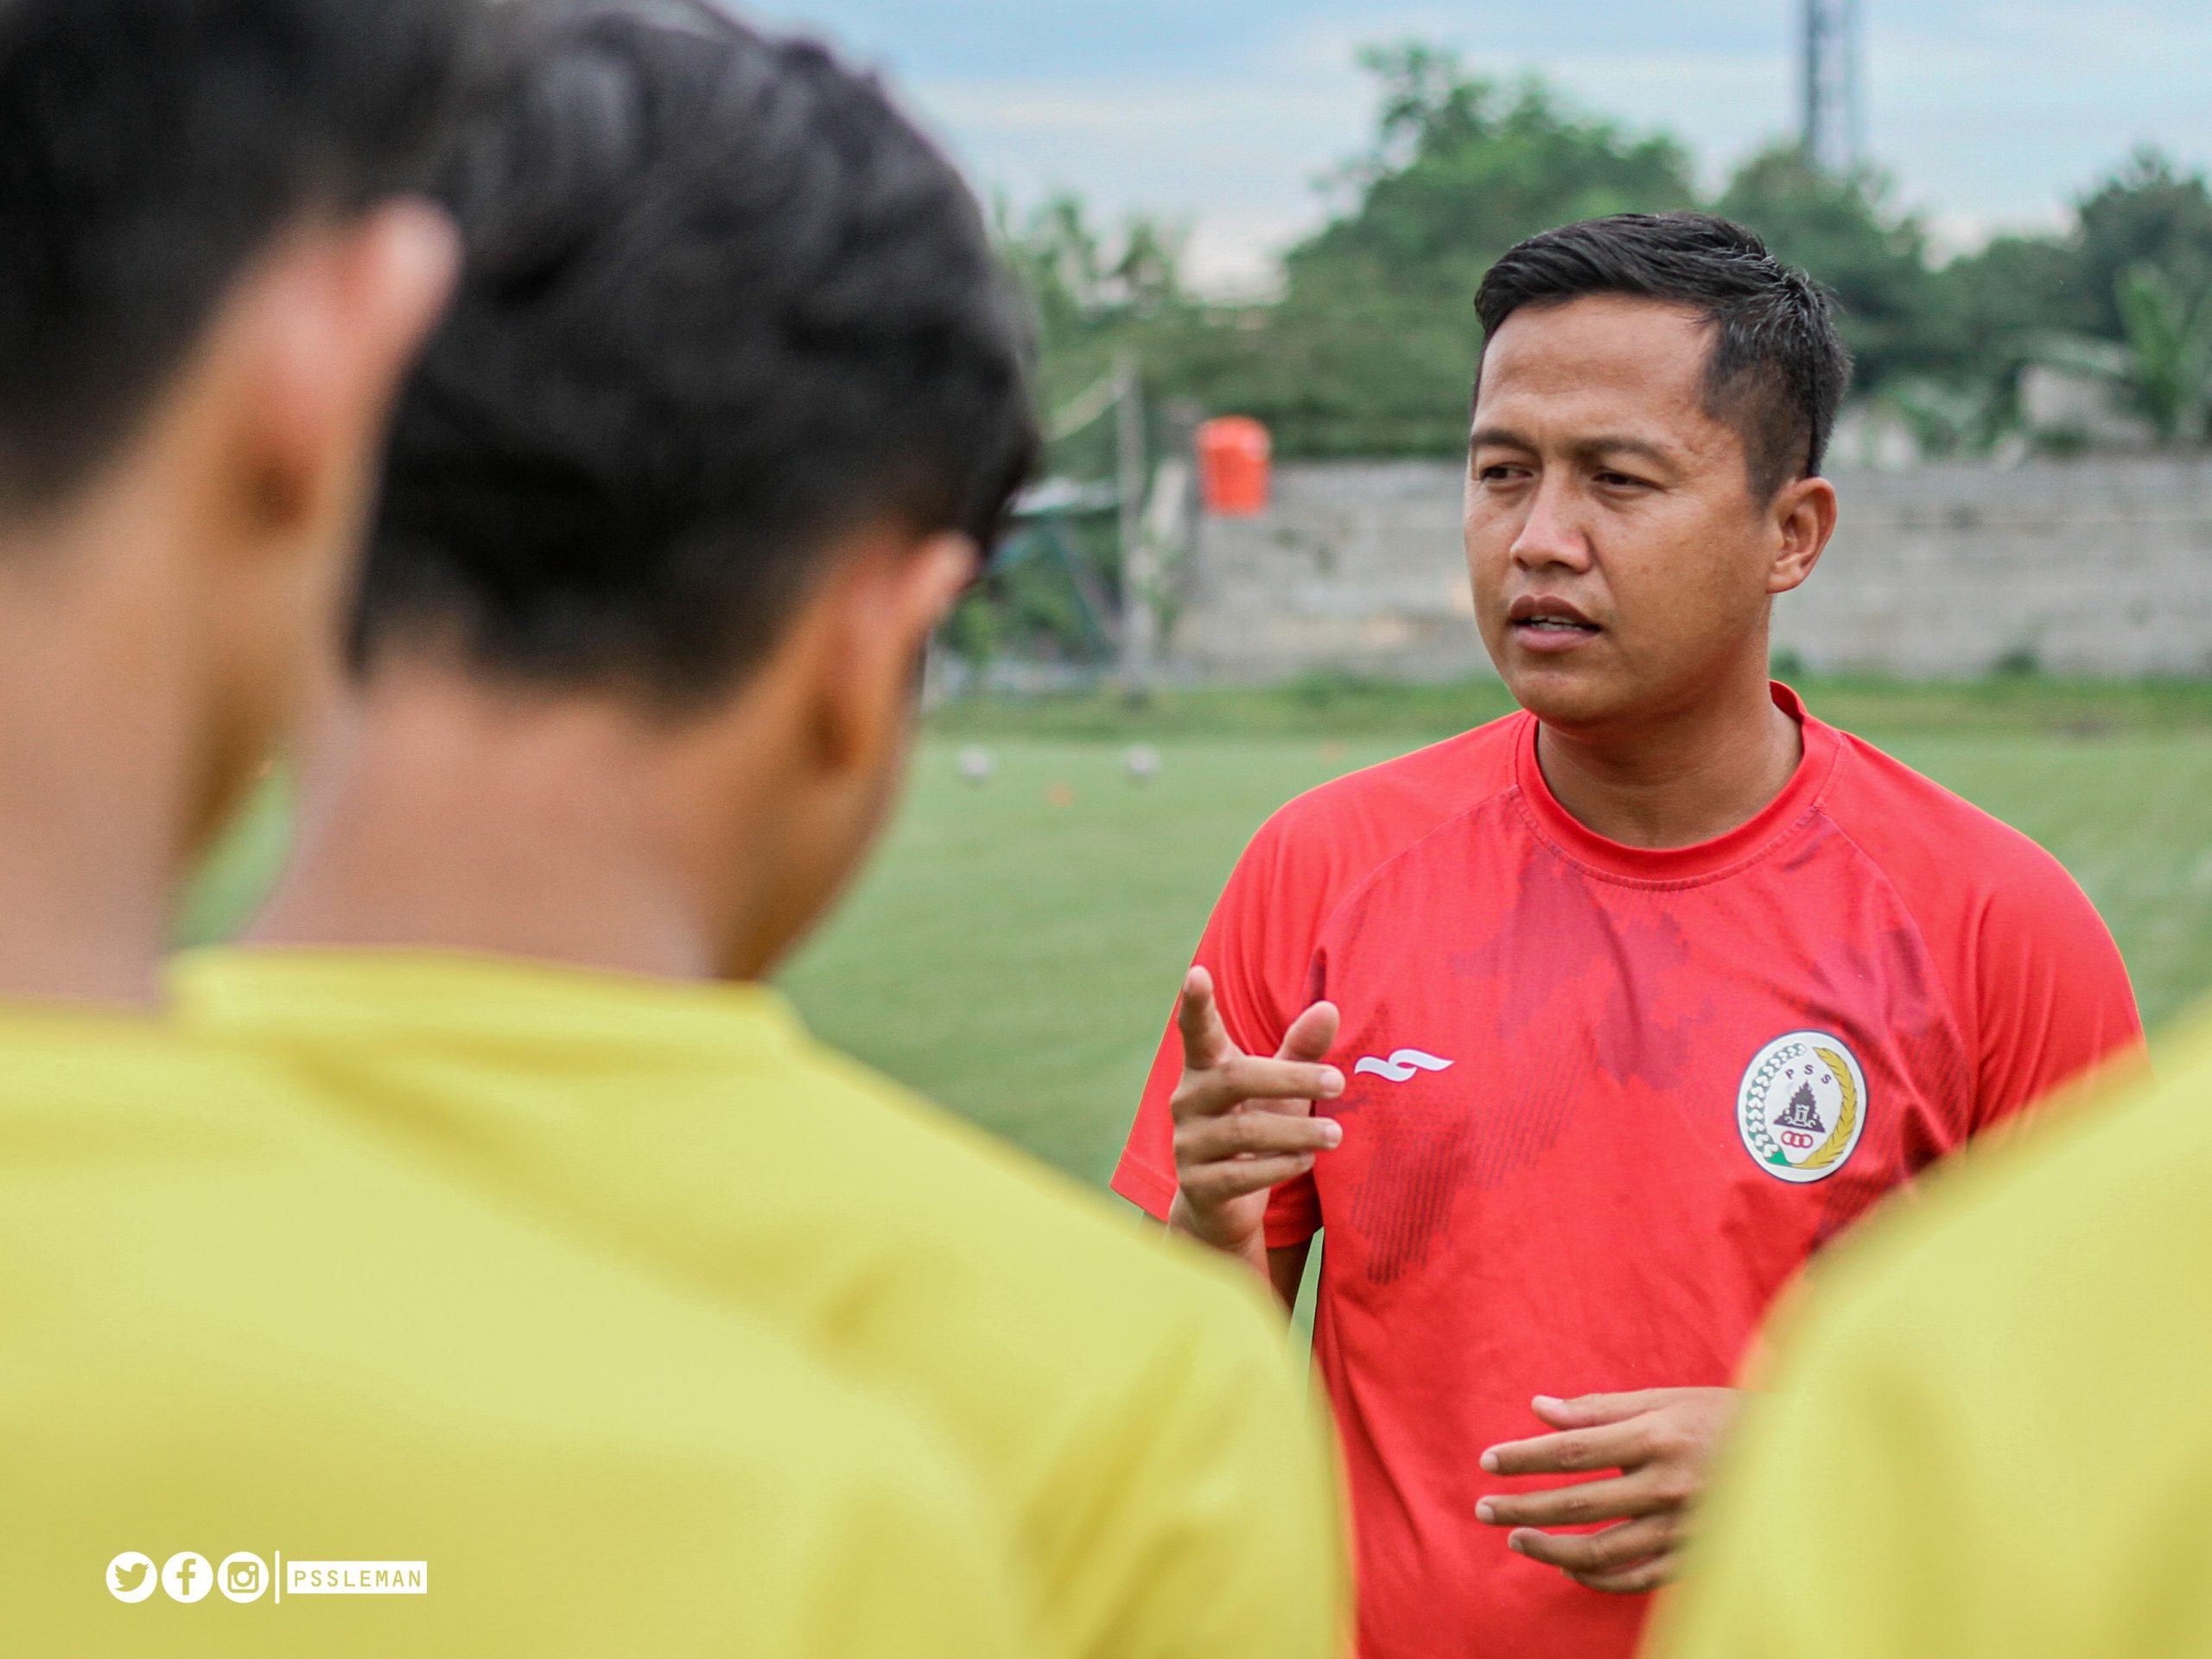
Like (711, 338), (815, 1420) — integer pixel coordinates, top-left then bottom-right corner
(1111, 810), (1326, 1229)
(1966, 840), (2145, 1136)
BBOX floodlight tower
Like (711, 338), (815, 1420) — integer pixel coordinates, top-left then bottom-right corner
(1802, 0), (1863, 174)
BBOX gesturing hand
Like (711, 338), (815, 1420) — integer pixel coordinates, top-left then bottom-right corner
(1473, 1388), (1746, 1595)
(1164, 967), (1344, 1274)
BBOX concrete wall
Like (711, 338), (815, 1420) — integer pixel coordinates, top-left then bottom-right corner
(1166, 457), (2212, 680)
(1170, 462), (1488, 682)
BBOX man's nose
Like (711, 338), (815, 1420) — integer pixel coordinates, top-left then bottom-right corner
(1510, 475), (1593, 571)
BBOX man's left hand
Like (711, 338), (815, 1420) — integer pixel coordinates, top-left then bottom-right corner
(1473, 1388), (1745, 1595)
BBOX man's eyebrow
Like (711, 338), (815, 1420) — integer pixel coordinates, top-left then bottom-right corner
(1468, 427), (1681, 468)
(1468, 425), (1534, 451)
(1577, 435), (1678, 467)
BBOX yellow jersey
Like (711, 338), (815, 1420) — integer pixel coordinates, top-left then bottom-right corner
(175, 946), (1351, 1659)
(0, 1003), (1026, 1656)
(1650, 1030), (2209, 1659)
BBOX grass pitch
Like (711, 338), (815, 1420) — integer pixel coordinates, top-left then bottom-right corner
(183, 679), (2212, 1187)
(786, 721), (2212, 1186)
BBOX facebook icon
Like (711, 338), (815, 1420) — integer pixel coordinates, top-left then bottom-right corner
(160, 1552), (213, 1604)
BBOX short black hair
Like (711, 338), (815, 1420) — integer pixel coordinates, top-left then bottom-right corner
(353, 2), (1039, 711)
(1473, 213), (1852, 498)
(0, 0), (478, 511)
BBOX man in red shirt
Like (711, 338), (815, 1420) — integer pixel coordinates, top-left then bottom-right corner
(1112, 213), (2143, 1659)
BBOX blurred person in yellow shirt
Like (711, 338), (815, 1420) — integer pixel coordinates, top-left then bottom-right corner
(173, 7), (1350, 1658)
(0, 2), (1033, 1651)
(1646, 1041), (2196, 1659)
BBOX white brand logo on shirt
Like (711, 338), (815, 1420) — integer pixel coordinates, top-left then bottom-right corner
(1737, 1031), (1869, 1183)
(1353, 1048), (1455, 1083)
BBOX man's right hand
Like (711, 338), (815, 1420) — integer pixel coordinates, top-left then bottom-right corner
(1166, 967), (1344, 1274)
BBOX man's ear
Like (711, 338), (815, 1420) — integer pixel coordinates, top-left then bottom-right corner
(1767, 474), (1838, 598)
(226, 200), (461, 543)
(812, 530), (979, 774)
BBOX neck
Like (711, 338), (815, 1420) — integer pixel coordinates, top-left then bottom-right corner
(251, 671), (778, 983)
(1535, 658), (1800, 850)
(0, 504), (209, 1009)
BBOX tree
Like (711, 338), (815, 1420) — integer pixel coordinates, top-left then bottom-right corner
(992, 56), (2212, 471)
(978, 198), (1202, 666)
(2074, 149), (2212, 341)
(2034, 263), (2212, 447)
(1926, 230), (2096, 432)
(1293, 45), (1698, 301)
(1926, 149), (2212, 448)
(995, 193), (1193, 416)
(1715, 144), (1936, 393)
(1192, 48), (1698, 457)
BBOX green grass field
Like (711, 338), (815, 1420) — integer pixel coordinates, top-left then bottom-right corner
(183, 677), (2212, 1188)
(785, 721), (2212, 1185)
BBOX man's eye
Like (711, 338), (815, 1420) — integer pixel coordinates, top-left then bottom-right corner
(1478, 464), (1525, 482)
(1596, 471), (1648, 489)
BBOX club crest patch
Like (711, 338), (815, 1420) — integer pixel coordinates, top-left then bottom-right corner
(1737, 1031), (1867, 1184)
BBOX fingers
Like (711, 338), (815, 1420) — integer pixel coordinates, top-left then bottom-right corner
(1176, 1107), (1342, 1167)
(1176, 968), (1236, 1072)
(1475, 1470), (1671, 1530)
(1177, 1152), (1319, 1208)
(1563, 1552), (1676, 1596)
(1173, 982), (1347, 1122)
(1276, 1000), (1340, 1064)
(1172, 1053), (1345, 1124)
(1480, 1416), (1646, 1478)
(1508, 1514), (1678, 1579)
(1530, 1390), (1667, 1430)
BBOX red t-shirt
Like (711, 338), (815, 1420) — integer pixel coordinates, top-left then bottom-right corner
(1112, 686), (2142, 1659)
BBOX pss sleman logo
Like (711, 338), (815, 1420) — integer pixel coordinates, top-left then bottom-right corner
(1737, 1031), (1867, 1183)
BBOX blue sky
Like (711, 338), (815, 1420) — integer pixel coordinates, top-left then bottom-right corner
(755, 2), (2212, 292)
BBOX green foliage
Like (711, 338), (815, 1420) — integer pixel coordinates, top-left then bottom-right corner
(1294, 46), (1698, 293)
(990, 50), (2212, 474)
(2113, 264), (2212, 443)
(2074, 149), (2212, 341)
(1714, 145), (1935, 392)
(2029, 262), (2212, 446)
(995, 193), (1191, 418)
(970, 198), (1192, 664)
(1203, 48), (1698, 457)
(1943, 150), (2212, 448)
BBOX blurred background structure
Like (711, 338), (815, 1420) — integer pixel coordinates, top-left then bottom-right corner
(1802, 0), (1863, 177)
(877, 9), (2212, 691)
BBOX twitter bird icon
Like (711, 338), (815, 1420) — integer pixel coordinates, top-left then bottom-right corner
(106, 1552), (157, 1604)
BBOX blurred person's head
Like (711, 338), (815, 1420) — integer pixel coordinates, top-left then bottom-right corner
(0, 0), (471, 996)
(334, 2), (1036, 978)
(0, 0), (471, 843)
(1465, 213), (1849, 739)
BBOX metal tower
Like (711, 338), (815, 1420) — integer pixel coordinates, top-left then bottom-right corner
(1802, 0), (1863, 174)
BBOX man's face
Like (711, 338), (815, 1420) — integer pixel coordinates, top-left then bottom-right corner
(1465, 295), (1795, 735)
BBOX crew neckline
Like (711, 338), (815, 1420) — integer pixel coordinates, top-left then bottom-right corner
(1510, 682), (1841, 887)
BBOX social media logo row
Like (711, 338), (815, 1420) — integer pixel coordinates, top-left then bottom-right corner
(106, 1551), (267, 1605)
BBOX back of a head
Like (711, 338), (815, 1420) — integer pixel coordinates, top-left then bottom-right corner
(0, 0), (476, 512)
(1473, 213), (1852, 499)
(356, 2), (1040, 710)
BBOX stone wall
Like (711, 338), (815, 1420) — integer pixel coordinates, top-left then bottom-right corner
(1166, 457), (2212, 680)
